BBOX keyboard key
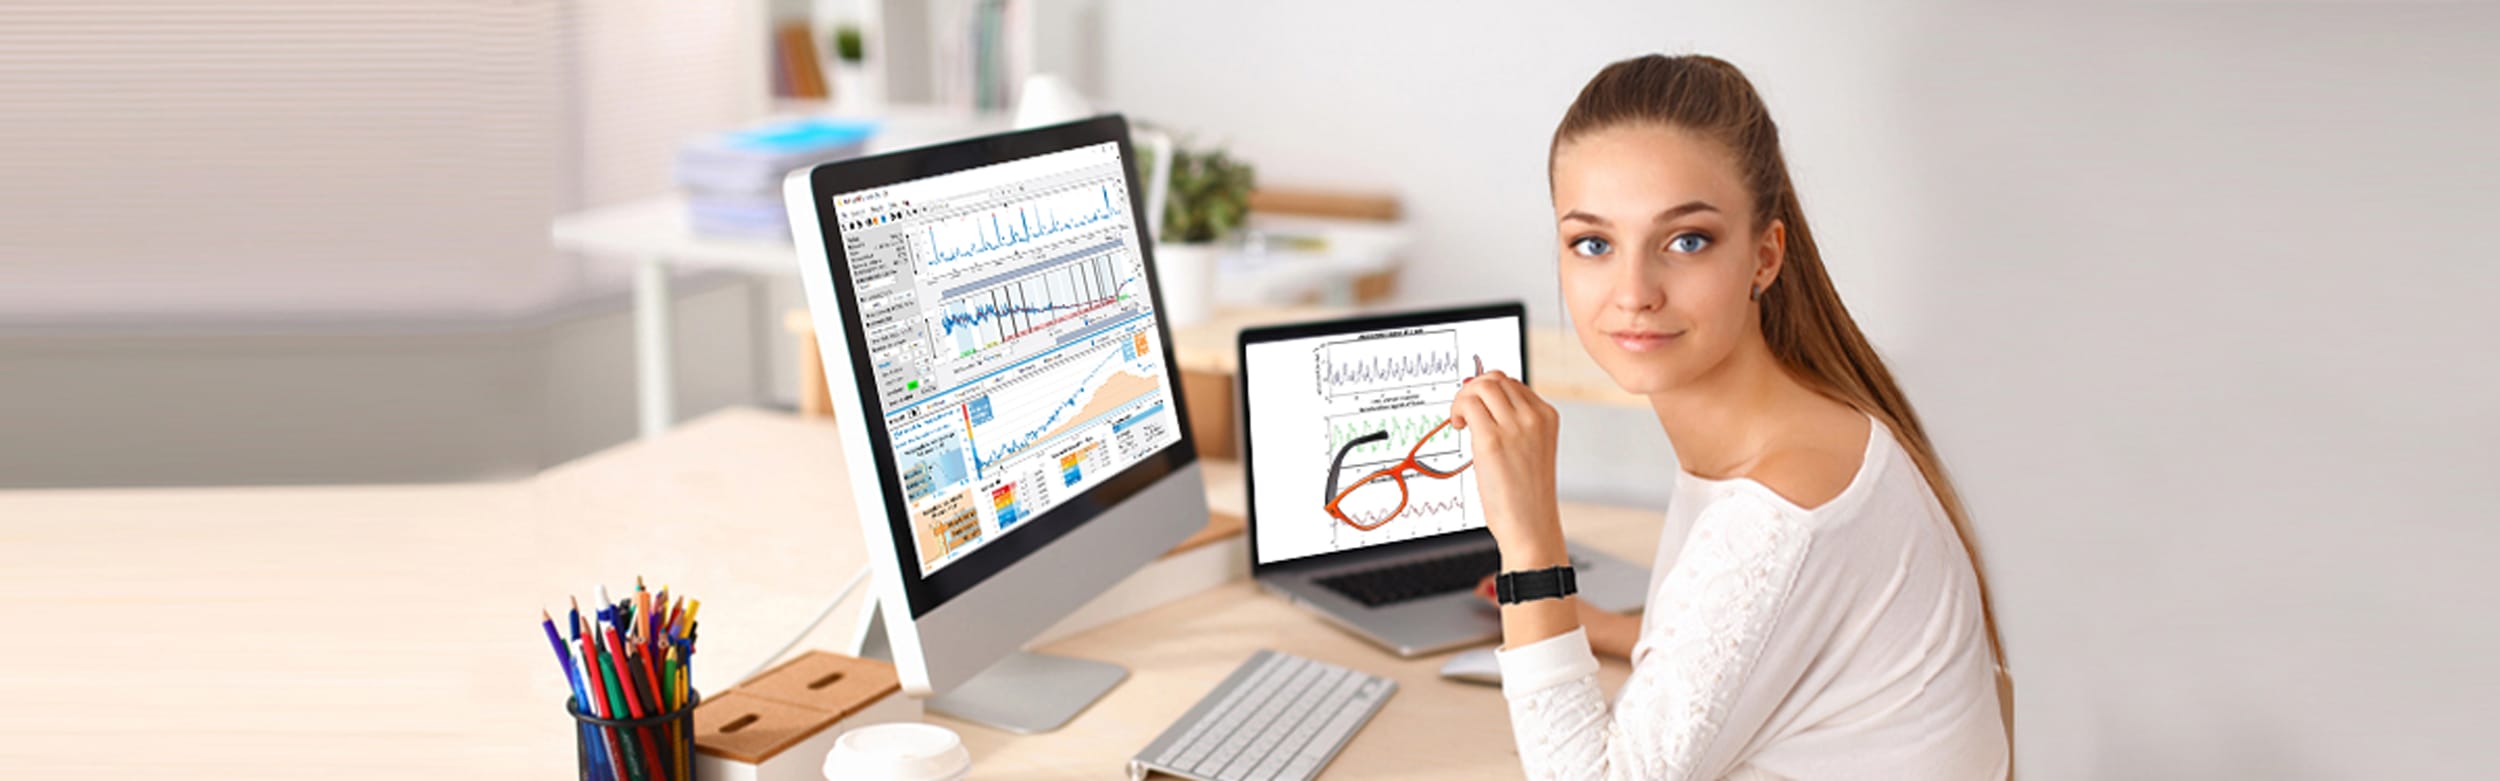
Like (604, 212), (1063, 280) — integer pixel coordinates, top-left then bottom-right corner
(1313, 546), (1500, 607)
(1132, 650), (1397, 781)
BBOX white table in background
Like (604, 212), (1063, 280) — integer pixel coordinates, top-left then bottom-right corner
(550, 108), (1012, 440)
(551, 195), (797, 440)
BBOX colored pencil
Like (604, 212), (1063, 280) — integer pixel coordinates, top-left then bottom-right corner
(593, 636), (643, 781)
(637, 632), (676, 777)
(546, 583), (701, 781)
(579, 636), (623, 780)
(540, 610), (576, 682)
(624, 632), (663, 776)
(542, 611), (600, 778)
(605, 626), (667, 781)
(637, 588), (654, 644)
(571, 644), (614, 780)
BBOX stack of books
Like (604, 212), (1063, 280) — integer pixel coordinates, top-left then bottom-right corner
(676, 118), (877, 240)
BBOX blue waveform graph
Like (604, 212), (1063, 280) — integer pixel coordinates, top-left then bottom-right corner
(924, 183), (1126, 271)
(941, 293), (1105, 336)
(1315, 329), (1465, 398)
(937, 247), (1139, 356)
(939, 276), (1138, 338)
(964, 350), (1161, 478)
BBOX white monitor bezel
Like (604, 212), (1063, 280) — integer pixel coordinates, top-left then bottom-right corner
(782, 115), (1206, 694)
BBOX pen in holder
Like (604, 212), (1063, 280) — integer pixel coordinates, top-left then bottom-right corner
(542, 578), (706, 781)
(571, 691), (701, 781)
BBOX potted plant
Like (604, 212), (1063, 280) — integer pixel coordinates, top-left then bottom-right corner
(829, 22), (871, 108)
(1150, 142), (1254, 327)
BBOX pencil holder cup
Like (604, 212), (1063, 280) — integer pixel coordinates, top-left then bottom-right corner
(569, 691), (703, 781)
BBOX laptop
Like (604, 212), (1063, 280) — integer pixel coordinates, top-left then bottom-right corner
(1236, 303), (1649, 657)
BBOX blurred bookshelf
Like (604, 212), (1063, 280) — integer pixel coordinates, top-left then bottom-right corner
(779, 0), (1101, 116)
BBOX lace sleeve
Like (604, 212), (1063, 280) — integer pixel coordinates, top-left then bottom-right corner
(1497, 492), (1814, 780)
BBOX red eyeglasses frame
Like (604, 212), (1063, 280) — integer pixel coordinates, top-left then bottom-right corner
(1321, 416), (1473, 531)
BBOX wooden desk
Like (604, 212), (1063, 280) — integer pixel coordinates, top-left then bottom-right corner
(6, 408), (1655, 779)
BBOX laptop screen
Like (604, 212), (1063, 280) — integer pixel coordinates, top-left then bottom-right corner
(1241, 306), (1525, 566)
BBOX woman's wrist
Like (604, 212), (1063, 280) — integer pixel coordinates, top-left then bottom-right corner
(1496, 515), (1570, 571)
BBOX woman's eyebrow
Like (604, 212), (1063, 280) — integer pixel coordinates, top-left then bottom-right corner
(1558, 201), (1718, 227)
(1653, 201), (1718, 222)
(1559, 209), (1610, 226)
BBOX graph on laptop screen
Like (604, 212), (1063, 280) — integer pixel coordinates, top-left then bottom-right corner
(828, 141), (1182, 576)
(1243, 314), (1523, 564)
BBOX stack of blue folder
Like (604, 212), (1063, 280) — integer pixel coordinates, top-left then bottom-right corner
(676, 118), (877, 239)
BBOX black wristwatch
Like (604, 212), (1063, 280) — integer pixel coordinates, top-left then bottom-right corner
(1494, 565), (1577, 605)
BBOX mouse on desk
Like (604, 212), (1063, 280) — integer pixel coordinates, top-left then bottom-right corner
(1439, 646), (1502, 686)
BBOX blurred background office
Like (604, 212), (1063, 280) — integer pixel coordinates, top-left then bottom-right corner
(3, 1), (2494, 777)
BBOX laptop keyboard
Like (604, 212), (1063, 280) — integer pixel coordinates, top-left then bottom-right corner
(1312, 546), (1502, 608)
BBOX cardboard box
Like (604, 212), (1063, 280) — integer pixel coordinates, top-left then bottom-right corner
(693, 651), (921, 781)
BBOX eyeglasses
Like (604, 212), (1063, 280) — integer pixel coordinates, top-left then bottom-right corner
(1322, 416), (1472, 531)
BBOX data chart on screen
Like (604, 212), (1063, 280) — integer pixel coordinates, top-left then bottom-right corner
(1242, 314), (1523, 565)
(828, 141), (1182, 576)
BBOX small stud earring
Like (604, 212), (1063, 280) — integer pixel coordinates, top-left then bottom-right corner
(1749, 283), (1762, 301)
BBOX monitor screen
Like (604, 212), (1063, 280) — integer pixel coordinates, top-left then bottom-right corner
(824, 139), (1185, 584)
(1242, 309), (1524, 565)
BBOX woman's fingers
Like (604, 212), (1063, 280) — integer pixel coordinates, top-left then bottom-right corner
(1450, 390), (1492, 431)
(1465, 371), (1520, 429)
(1491, 375), (1546, 424)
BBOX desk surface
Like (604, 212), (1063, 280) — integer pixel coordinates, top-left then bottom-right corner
(6, 408), (1656, 779)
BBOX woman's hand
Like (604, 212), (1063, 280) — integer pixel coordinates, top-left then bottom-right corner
(1453, 370), (1579, 650)
(1449, 370), (1567, 571)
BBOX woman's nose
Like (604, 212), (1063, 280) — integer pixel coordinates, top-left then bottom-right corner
(1611, 257), (1666, 312)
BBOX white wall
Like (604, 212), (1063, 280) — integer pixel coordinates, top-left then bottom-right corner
(0, 1), (779, 485)
(0, 0), (763, 323)
(1893, 6), (2500, 777)
(1098, 1), (2499, 776)
(0, 1), (578, 322)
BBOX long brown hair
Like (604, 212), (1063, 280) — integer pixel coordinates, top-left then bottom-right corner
(1549, 55), (2008, 681)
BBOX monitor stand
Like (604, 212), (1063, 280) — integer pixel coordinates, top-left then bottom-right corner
(855, 609), (1128, 735)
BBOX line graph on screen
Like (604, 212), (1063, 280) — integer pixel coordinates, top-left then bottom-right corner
(1314, 329), (1463, 398)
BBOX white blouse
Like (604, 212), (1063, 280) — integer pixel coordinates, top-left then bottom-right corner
(1497, 415), (2008, 780)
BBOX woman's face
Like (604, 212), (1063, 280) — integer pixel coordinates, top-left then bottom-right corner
(1551, 124), (1780, 396)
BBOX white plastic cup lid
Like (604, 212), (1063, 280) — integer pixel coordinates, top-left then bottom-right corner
(822, 722), (971, 781)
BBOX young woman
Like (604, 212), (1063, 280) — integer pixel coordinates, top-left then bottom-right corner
(1452, 55), (2011, 779)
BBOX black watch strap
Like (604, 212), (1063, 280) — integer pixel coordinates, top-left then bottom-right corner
(1494, 565), (1577, 605)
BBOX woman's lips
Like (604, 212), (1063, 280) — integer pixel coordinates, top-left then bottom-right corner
(1608, 329), (1681, 353)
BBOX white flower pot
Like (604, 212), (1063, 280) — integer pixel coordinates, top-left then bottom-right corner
(1151, 242), (1218, 328)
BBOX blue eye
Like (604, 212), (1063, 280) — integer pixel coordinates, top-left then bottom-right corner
(1570, 236), (1612, 257)
(1666, 233), (1712, 254)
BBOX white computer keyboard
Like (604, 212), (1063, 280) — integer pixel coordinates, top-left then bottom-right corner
(1127, 649), (1397, 781)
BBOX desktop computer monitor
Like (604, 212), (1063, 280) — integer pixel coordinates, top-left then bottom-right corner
(784, 115), (1207, 732)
